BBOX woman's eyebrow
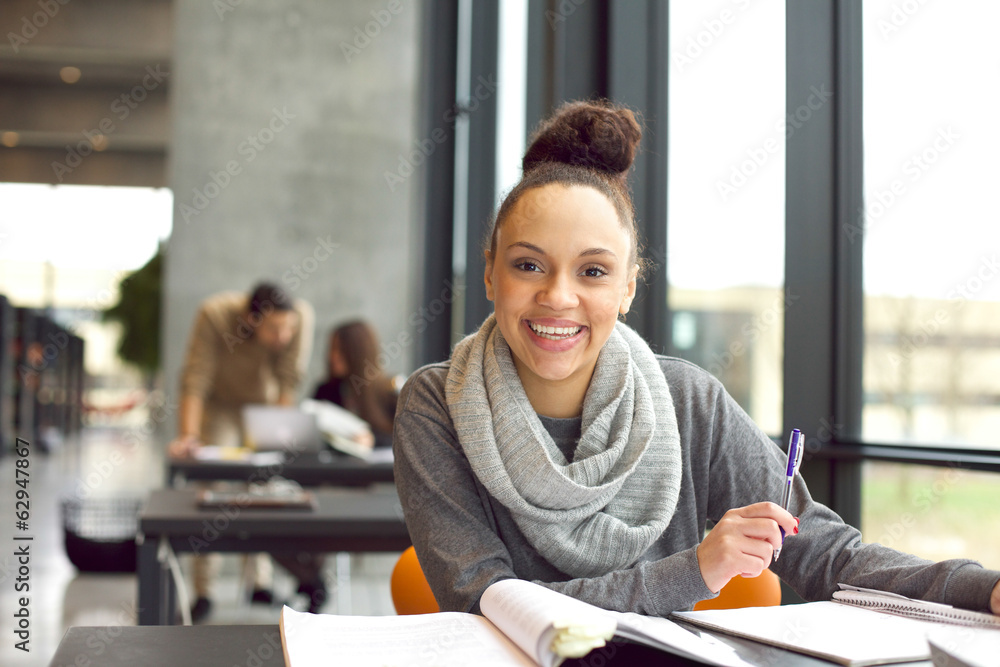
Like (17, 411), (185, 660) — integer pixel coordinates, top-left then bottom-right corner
(508, 241), (546, 254)
(507, 241), (616, 259)
(579, 247), (616, 258)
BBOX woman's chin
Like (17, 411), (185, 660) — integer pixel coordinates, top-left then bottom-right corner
(518, 357), (584, 385)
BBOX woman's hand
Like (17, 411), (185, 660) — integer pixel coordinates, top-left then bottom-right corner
(351, 429), (376, 450)
(696, 502), (798, 594)
(991, 580), (1000, 615)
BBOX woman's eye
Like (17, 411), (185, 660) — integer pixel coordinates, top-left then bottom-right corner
(582, 266), (607, 278)
(515, 261), (541, 272)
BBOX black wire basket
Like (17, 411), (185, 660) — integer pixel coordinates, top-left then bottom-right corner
(61, 496), (143, 573)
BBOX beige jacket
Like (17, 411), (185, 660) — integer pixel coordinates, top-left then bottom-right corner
(179, 290), (314, 445)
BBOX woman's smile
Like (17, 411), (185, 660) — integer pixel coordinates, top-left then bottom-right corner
(522, 318), (588, 352)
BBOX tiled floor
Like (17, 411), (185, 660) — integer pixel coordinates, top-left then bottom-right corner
(0, 425), (398, 667)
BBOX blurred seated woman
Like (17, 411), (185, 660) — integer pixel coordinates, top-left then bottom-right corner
(279, 320), (401, 613)
(313, 320), (399, 449)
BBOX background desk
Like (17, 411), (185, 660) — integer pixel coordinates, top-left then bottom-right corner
(48, 625), (286, 667)
(137, 486), (410, 625)
(166, 450), (394, 487)
(48, 624), (936, 666)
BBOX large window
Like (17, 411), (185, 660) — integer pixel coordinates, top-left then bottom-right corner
(859, 1), (1000, 567)
(667, 0), (785, 435)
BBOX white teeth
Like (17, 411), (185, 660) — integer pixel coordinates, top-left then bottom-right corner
(529, 322), (582, 339)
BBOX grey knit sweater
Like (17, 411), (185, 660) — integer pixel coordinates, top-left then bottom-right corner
(393, 356), (1000, 616)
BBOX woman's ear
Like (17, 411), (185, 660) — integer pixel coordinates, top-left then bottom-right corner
(484, 250), (495, 302)
(619, 264), (639, 316)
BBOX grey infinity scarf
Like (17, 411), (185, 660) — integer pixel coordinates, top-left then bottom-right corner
(445, 315), (682, 578)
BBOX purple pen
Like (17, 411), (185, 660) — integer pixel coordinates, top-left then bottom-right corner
(774, 428), (803, 561)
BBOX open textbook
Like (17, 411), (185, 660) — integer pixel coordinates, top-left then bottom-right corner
(280, 578), (751, 667)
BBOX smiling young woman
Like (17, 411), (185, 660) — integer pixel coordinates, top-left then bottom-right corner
(393, 100), (1000, 618)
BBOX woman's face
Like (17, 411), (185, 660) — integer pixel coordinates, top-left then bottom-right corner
(485, 184), (637, 401)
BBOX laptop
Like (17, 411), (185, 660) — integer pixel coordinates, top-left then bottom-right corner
(241, 404), (324, 453)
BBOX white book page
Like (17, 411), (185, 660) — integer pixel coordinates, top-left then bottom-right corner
(480, 579), (615, 667)
(280, 606), (537, 667)
(675, 601), (946, 666)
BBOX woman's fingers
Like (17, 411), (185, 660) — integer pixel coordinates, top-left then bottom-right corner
(696, 503), (800, 593)
(725, 502), (798, 548)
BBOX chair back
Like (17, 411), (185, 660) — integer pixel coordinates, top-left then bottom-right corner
(390, 546), (440, 615)
(693, 569), (782, 610)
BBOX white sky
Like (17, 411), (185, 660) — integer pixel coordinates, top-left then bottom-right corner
(668, 0), (1000, 301)
(0, 183), (172, 271)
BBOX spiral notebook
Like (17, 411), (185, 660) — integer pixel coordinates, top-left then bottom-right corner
(832, 584), (1000, 629)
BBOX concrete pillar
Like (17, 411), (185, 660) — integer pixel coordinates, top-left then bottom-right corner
(163, 0), (421, 437)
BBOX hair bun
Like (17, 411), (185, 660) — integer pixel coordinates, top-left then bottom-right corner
(522, 100), (641, 179)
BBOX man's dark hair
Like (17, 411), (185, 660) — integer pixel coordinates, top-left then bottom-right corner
(248, 282), (292, 317)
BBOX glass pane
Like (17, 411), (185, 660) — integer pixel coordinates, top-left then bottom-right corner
(860, 1), (1000, 449)
(667, 0), (785, 435)
(860, 2), (1000, 570)
(861, 461), (1000, 570)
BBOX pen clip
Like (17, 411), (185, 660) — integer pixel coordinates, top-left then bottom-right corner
(786, 428), (803, 477)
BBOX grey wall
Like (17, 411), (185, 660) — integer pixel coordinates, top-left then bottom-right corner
(162, 0), (422, 437)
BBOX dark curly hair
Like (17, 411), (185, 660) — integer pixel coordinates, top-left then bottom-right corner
(486, 99), (645, 273)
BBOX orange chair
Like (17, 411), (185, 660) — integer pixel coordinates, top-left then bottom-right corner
(390, 545), (779, 614)
(693, 569), (782, 610)
(391, 546), (440, 615)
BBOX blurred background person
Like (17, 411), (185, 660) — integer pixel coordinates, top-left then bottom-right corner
(313, 319), (399, 449)
(167, 281), (314, 623)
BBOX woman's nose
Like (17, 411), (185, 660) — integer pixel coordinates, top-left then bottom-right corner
(537, 273), (579, 310)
